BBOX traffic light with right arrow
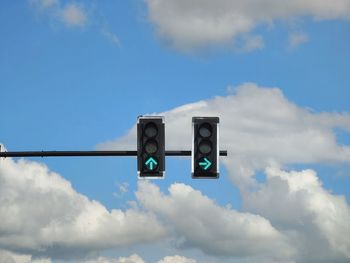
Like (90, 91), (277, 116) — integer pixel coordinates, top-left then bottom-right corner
(192, 117), (220, 178)
(137, 116), (165, 178)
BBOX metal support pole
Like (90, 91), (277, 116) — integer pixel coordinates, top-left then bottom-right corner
(0, 150), (227, 158)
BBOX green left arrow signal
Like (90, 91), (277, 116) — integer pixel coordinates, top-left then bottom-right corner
(145, 157), (158, 170)
(199, 157), (212, 170)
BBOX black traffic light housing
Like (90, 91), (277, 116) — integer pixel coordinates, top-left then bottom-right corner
(137, 116), (165, 178)
(192, 117), (219, 178)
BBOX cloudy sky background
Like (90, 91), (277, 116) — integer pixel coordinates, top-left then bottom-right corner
(1, 0), (350, 262)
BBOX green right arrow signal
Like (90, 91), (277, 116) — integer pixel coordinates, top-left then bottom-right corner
(199, 157), (212, 170)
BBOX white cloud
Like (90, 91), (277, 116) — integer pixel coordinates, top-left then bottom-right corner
(98, 83), (350, 188)
(76, 174), (350, 262)
(0, 157), (166, 259)
(234, 35), (264, 53)
(60, 3), (87, 27)
(83, 254), (145, 263)
(133, 174), (350, 262)
(30, 1), (123, 45)
(3, 82), (350, 262)
(136, 181), (294, 260)
(97, 82), (350, 260)
(29, 0), (88, 28)
(0, 249), (51, 263)
(146, 0), (350, 52)
(158, 255), (197, 263)
(82, 254), (197, 263)
(288, 32), (309, 48)
(243, 167), (350, 262)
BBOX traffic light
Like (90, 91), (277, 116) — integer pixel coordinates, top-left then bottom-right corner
(192, 117), (219, 178)
(137, 116), (165, 178)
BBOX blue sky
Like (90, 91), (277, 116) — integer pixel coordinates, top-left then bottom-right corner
(1, 1), (350, 263)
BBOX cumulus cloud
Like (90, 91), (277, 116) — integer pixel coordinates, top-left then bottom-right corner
(0, 250), (51, 263)
(133, 175), (350, 262)
(146, 0), (350, 52)
(3, 82), (350, 262)
(0, 157), (166, 259)
(60, 3), (87, 27)
(232, 34), (264, 53)
(96, 83), (350, 261)
(98, 83), (350, 188)
(29, 0), (88, 28)
(83, 254), (197, 263)
(243, 167), (350, 262)
(136, 181), (294, 260)
(30, 1), (123, 45)
(83, 254), (145, 263)
(77, 175), (350, 262)
(157, 255), (197, 263)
